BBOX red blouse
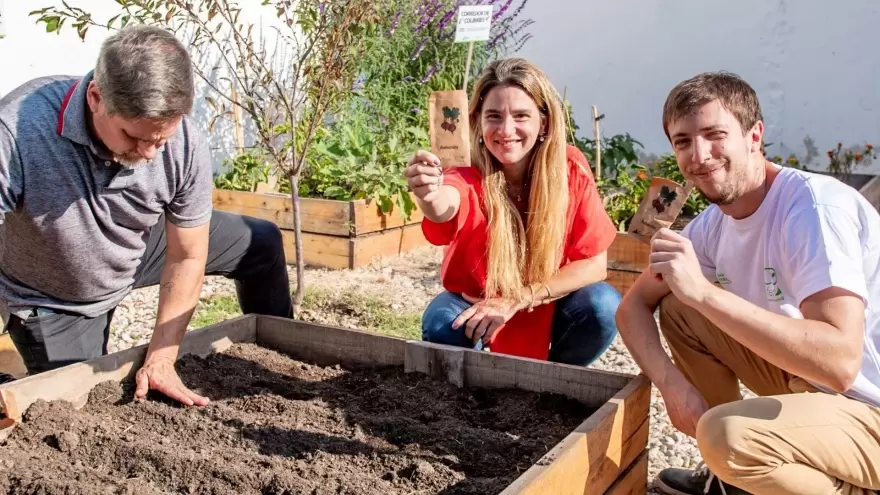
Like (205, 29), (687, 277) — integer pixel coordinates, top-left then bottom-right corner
(421, 145), (617, 360)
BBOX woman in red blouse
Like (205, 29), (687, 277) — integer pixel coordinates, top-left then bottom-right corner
(404, 58), (620, 364)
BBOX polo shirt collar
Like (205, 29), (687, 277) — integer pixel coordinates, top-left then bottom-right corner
(56, 71), (95, 148)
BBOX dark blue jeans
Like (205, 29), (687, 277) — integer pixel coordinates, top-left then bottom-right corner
(421, 281), (621, 366)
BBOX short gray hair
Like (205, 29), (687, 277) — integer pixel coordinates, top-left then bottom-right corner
(94, 24), (194, 119)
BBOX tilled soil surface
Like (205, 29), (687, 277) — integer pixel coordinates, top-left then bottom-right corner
(0, 343), (596, 495)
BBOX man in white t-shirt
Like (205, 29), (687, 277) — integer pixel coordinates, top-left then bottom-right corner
(616, 71), (880, 495)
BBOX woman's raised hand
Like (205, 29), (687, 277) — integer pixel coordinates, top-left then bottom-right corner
(405, 150), (444, 203)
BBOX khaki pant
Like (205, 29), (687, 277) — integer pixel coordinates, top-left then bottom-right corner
(659, 294), (880, 495)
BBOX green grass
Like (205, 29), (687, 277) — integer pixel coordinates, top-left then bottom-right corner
(190, 287), (422, 340)
(302, 286), (422, 340)
(190, 296), (243, 329)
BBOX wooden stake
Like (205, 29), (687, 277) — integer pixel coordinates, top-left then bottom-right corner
(562, 86), (576, 144)
(463, 41), (474, 92)
(592, 105), (602, 179)
(230, 83), (245, 153)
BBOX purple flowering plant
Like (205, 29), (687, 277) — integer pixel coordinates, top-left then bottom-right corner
(349, 0), (533, 131)
(299, 0), (534, 220)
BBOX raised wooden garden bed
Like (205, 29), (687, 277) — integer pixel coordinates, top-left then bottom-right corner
(212, 189), (431, 270)
(0, 315), (651, 494)
(607, 232), (651, 296)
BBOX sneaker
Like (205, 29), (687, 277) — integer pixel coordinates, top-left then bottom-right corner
(654, 461), (751, 495)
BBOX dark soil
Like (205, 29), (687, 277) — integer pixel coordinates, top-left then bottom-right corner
(0, 343), (596, 495)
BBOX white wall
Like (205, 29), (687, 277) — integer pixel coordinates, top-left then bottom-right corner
(517, 0), (880, 174)
(0, 0), (289, 170)
(5, 0), (880, 175)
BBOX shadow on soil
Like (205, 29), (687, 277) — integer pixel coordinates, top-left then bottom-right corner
(127, 345), (594, 494)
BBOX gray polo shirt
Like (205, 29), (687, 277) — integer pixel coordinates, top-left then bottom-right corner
(0, 71), (213, 319)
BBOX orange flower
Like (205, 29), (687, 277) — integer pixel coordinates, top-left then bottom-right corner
(867, 144), (874, 150)
(636, 170), (647, 180)
(856, 153), (863, 161)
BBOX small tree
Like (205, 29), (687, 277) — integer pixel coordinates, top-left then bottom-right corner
(32, 0), (380, 314)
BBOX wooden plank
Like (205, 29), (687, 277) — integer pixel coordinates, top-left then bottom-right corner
(607, 232), (650, 273)
(0, 315), (257, 420)
(501, 375), (651, 495)
(212, 189), (351, 236)
(280, 223), (430, 270)
(404, 341), (465, 387)
(0, 333), (26, 378)
(352, 193), (425, 235)
(604, 451), (648, 495)
(587, 415), (649, 495)
(350, 223), (431, 268)
(280, 229), (351, 270)
(463, 346), (633, 408)
(256, 316), (406, 368)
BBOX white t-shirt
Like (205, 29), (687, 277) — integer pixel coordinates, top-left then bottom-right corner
(682, 165), (880, 407)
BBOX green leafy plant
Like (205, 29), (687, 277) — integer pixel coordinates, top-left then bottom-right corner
(213, 152), (272, 192)
(565, 105), (643, 180)
(826, 142), (876, 179)
(297, 115), (428, 219)
(599, 165), (650, 230)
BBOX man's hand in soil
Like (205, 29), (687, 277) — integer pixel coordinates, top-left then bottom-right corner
(135, 356), (210, 407)
(648, 228), (713, 305)
(453, 294), (522, 346)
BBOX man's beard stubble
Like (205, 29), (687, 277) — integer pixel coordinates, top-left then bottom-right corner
(692, 165), (752, 206)
(116, 155), (152, 169)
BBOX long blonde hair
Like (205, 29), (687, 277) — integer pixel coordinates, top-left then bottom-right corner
(470, 58), (569, 301)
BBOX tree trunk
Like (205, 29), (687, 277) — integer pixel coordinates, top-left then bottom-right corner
(289, 172), (306, 316)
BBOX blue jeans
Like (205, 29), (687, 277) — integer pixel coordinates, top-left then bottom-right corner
(421, 281), (621, 367)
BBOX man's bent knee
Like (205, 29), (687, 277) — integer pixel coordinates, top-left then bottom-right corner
(696, 399), (780, 487)
(247, 218), (284, 256)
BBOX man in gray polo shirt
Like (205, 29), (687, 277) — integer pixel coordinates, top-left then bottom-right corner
(0, 25), (293, 406)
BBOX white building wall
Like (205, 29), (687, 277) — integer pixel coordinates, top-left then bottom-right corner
(3, 0), (880, 174)
(517, 0), (880, 173)
(0, 0), (286, 170)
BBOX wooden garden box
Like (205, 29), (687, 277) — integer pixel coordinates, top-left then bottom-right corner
(212, 189), (431, 270)
(0, 315), (651, 495)
(607, 232), (651, 296)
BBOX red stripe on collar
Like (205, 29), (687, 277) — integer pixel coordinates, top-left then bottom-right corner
(56, 80), (80, 136)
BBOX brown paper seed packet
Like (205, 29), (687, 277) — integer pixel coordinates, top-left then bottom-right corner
(628, 177), (693, 242)
(428, 90), (471, 167)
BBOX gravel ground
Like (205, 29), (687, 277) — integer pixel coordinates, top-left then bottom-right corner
(107, 245), (712, 491)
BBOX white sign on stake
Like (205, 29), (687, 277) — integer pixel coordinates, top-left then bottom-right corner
(454, 5), (494, 92)
(454, 5), (493, 43)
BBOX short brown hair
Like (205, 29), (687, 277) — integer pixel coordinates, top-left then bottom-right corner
(662, 71), (763, 141)
(95, 25), (194, 119)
